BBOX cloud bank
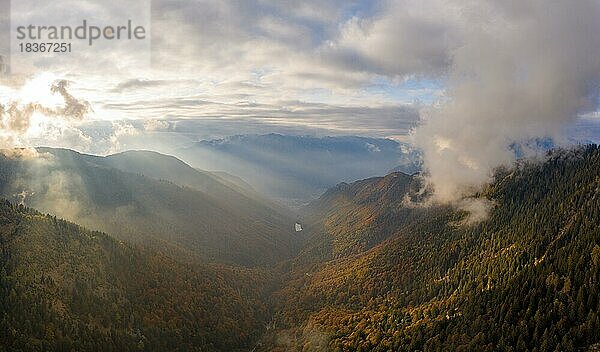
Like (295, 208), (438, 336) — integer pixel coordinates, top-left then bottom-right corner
(0, 0), (599, 172)
(414, 0), (600, 202)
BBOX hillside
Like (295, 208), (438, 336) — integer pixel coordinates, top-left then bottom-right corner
(1, 145), (598, 351)
(60, 149), (295, 234)
(266, 145), (600, 351)
(288, 172), (429, 269)
(0, 148), (300, 267)
(0, 201), (273, 351)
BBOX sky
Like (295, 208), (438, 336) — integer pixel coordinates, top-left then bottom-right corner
(0, 1), (599, 188)
(0, 0), (436, 154)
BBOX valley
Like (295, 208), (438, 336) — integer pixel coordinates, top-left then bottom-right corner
(3, 1), (600, 350)
(0, 144), (598, 351)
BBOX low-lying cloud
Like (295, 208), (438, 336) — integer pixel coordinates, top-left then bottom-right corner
(414, 0), (600, 205)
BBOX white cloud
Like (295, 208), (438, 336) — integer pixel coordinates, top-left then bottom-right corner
(1, 0), (599, 161)
(414, 0), (600, 202)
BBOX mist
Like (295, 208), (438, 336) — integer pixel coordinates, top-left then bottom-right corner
(174, 134), (421, 207)
(414, 0), (600, 203)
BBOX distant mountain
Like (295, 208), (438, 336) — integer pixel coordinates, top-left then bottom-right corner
(90, 150), (256, 195)
(0, 148), (300, 267)
(175, 134), (422, 207)
(264, 145), (600, 351)
(0, 200), (273, 351)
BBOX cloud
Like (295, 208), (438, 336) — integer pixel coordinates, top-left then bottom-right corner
(414, 0), (600, 203)
(111, 79), (188, 92)
(143, 118), (171, 131)
(321, 0), (460, 77)
(3, 150), (87, 220)
(0, 147), (41, 160)
(49, 80), (93, 119)
(455, 198), (495, 226)
(102, 122), (140, 154)
(2, 0), (599, 161)
(101, 97), (419, 137)
(0, 74), (94, 150)
(3, 0), (435, 144)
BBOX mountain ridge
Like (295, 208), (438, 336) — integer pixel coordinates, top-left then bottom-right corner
(175, 133), (422, 206)
(264, 144), (600, 351)
(0, 147), (301, 267)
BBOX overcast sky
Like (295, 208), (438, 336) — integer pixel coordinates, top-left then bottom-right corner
(0, 0), (598, 154)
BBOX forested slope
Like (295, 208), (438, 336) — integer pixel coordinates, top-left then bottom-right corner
(1, 145), (598, 351)
(0, 148), (300, 266)
(0, 201), (273, 351)
(266, 145), (600, 351)
(75, 149), (294, 226)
